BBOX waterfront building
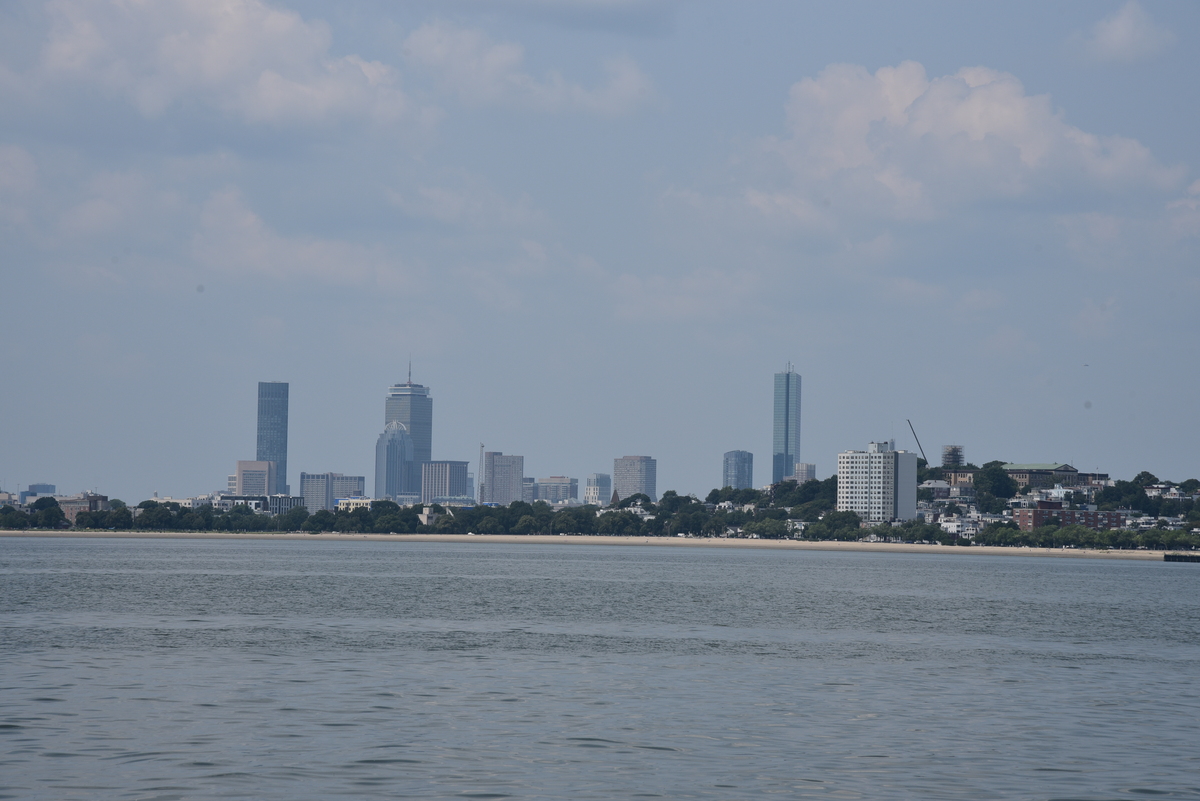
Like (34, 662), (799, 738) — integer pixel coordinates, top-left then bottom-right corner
(336, 497), (373, 512)
(375, 422), (416, 501)
(57, 493), (109, 525)
(522, 477), (536, 504)
(385, 371), (433, 466)
(268, 495), (306, 517)
(299, 472), (366, 512)
(773, 364), (801, 484)
(537, 476), (578, 504)
(584, 473), (612, 507)
(836, 440), (918, 523)
(1013, 502), (1125, 532)
(614, 456), (657, 502)
(235, 460), (276, 497)
(421, 461), (471, 504)
(793, 462), (816, 484)
(480, 452), (524, 506)
(257, 382), (289, 495)
(214, 496), (267, 513)
(722, 451), (754, 490)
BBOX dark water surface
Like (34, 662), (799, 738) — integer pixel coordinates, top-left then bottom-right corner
(1, 537), (1198, 800)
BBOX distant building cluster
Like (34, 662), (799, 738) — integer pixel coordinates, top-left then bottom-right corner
(9, 360), (1194, 543)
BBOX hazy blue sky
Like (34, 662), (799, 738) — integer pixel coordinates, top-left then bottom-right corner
(2, 0), (1197, 502)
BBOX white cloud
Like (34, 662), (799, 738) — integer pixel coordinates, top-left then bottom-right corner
(40, 0), (416, 124)
(755, 60), (1182, 224)
(1071, 297), (1118, 339)
(192, 187), (411, 286)
(0, 145), (37, 194)
(403, 20), (652, 115)
(1077, 1), (1176, 63)
(0, 145), (37, 227)
(388, 173), (543, 230)
(1166, 179), (1200, 239)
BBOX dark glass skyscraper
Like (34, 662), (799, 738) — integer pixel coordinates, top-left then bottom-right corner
(256, 381), (289, 495)
(772, 365), (801, 484)
(385, 371), (432, 466)
(375, 421), (417, 500)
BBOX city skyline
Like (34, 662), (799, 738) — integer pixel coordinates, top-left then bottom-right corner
(4, 362), (1181, 506)
(2, 3), (1197, 502)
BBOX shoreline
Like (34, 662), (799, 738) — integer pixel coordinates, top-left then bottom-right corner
(0, 529), (1181, 560)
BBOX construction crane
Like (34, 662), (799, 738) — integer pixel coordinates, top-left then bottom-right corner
(906, 419), (929, 465)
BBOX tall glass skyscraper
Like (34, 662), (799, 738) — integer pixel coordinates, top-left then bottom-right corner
(375, 421), (417, 500)
(772, 365), (801, 484)
(385, 371), (433, 466)
(723, 450), (754, 490)
(256, 381), (289, 495)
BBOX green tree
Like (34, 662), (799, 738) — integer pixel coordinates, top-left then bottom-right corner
(107, 506), (133, 529)
(1, 505), (30, 529)
(29, 496), (60, 513)
(276, 505), (309, 531)
(617, 493), (653, 509)
(511, 514), (539, 535)
(596, 511), (641, 535)
(1131, 471), (1160, 488)
(302, 509), (336, 532)
(744, 517), (789, 539)
(974, 461), (1018, 499)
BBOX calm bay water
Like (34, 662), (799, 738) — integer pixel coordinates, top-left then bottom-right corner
(1, 537), (1198, 800)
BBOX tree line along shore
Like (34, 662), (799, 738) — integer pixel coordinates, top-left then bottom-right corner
(4, 467), (1198, 552)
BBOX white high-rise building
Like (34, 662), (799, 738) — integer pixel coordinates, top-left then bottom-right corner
(836, 441), (917, 523)
(584, 473), (612, 506)
(480, 452), (524, 506)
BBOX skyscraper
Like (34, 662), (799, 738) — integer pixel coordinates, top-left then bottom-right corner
(375, 422), (417, 501)
(772, 365), (801, 484)
(723, 451), (754, 490)
(836, 440), (917, 523)
(584, 473), (612, 506)
(235, 460), (275, 497)
(385, 370), (433, 465)
(480, 452), (524, 505)
(257, 381), (289, 495)
(300, 472), (366, 512)
(421, 461), (471, 504)
(613, 456), (656, 502)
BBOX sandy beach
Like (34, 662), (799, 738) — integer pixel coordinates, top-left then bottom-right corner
(0, 529), (1181, 560)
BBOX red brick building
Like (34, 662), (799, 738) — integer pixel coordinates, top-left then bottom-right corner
(1012, 501), (1125, 532)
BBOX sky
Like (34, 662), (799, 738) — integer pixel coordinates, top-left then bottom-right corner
(1, 0), (1198, 502)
